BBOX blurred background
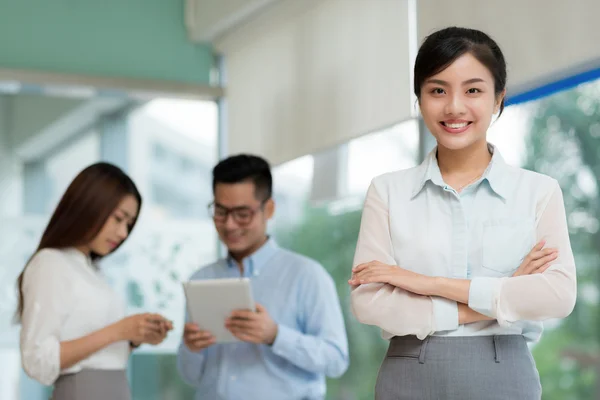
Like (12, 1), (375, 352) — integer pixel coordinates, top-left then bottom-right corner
(0, 0), (599, 399)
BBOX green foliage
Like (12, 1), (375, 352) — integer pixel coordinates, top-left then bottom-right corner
(276, 205), (387, 400)
(523, 81), (600, 400)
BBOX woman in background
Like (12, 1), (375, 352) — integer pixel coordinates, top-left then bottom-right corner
(349, 27), (576, 399)
(16, 162), (173, 400)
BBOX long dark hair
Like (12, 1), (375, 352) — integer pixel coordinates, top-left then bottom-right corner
(14, 162), (142, 322)
(414, 26), (507, 116)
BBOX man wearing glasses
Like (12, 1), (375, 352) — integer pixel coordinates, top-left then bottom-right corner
(177, 154), (349, 400)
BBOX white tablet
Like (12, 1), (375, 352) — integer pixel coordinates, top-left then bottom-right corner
(182, 277), (256, 343)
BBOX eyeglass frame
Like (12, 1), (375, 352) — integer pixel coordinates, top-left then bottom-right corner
(207, 198), (270, 226)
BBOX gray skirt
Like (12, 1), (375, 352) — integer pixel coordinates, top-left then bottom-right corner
(51, 369), (131, 400)
(375, 335), (541, 400)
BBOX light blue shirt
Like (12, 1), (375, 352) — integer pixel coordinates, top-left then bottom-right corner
(177, 239), (349, 400)
(351, 144), (577, 342)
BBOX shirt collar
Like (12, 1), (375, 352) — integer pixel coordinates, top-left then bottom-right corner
(411, 143), (510, 200)
(226, 237), (279, 277)
(64, 247), (94, 267)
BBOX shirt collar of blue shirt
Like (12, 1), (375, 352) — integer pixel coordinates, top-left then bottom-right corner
(410, 143), (510, 200)
(226, 237), (279, 277)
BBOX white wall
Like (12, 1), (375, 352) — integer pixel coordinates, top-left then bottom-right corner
(417, 0), (600, 94)
(218, 0), (414, 165)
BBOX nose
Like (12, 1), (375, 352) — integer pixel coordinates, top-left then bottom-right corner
(223, 213), (239, 230)
(444, 93), (467, 116)
(117, 223), (129, 240)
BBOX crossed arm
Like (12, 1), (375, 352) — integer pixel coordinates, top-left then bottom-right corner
(348, 181), (577, 338)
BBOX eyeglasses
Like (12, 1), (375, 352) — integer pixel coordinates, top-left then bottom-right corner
(208, 200), (267, 226)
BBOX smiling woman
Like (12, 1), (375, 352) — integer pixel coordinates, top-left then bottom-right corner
(15, 162), (174, 400)
(349, 26), (576, 400)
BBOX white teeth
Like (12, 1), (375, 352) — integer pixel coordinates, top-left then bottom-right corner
(445, 122), (469, 129)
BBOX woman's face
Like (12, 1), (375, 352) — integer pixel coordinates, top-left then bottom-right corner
(88, 194), (139, 256)
(418, 52), (505, 153)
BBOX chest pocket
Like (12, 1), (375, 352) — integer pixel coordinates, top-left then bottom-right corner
(481, 218), (535, 276)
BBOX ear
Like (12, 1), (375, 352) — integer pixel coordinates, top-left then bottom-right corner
(494, 89), (507, 114)
(264, 198), (275, 220)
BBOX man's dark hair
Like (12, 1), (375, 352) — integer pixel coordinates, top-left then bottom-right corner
(212, 154), (273, 200)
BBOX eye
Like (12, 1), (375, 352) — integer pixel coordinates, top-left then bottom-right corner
(430, 88), (445, 95)
(114, 215), (124, 223)
(235, 210), (252, 219)
(467, 88), (481, 94)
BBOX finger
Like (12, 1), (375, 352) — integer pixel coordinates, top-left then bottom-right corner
(145, 313), (167, 323)
(143, 320), (164, 332)
(531, 240), (545, 252)
(255, 303), (266, 313)
(226, 318), (257, 330)
(352, 262), (374, 273)
(534, 262), (553, 274)
(184, 323), (200, 333)
(230, 310), (259, 320)
(525, 252), (559, 274)
(355, 272), (389, 285)
(187, 331), (214, 341)
(532, 253), (559, 271)
(530, 248), (558, 260)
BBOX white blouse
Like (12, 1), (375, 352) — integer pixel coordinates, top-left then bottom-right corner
(351, 145), (577, 342)
(20, 248), (129, 385)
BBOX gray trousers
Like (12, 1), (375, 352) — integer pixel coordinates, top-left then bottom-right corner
(51, 369), (131, 400)
(375, 335), (541, 400)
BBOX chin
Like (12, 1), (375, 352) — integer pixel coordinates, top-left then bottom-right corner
(227, 242), (248, 253)
(93, 247), (112, 257)
(435, 134), (484, 151)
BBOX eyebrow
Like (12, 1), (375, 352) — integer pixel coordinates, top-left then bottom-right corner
(426, 78), (486, 86)
(215, 203), (253, 211)
(118, 209), (134, 219)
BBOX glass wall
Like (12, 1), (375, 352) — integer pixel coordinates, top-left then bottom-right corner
(272, 119), (420, 400)
(0, 93), (219, 400)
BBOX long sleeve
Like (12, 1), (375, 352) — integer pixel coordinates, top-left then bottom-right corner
(350, 181), (459, 339)
(20, 250), (71, 386)
(469, 181), (577, 325)
(271, 265), (349, 378)
(176, 342), (207, 386)
(176, 312), (208, 387)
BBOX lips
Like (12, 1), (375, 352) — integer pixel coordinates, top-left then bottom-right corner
(440, 120), (472, 134)
(107, 240), (119, 249)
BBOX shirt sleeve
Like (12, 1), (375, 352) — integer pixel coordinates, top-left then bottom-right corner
(468, 180), (577, 325)
(176, 312), (208, 387)
(20, 250), (72, 386)
(350, 181), (459, 339)
(271, 264), (349, 378)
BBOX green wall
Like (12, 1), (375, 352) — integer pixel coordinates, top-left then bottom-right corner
(0, 0), (215, 84)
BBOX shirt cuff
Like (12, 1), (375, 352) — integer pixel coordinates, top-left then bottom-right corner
(178, 343), (205, 371)
(431, 297), (459, 332)
(468, 277), (502, 318)
(271, 324), (298, 359)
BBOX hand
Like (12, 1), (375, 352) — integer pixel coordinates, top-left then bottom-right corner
(183, 323), (215, 352)
(349, 261), (435, 296)
(225, 303), (278, 345)
(116, 313), (172, 346)
(513, 240), (559, 277)
(144, 318), (174, 345)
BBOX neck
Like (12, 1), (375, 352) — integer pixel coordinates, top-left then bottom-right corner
(437, 140), (491, 175)
(230, 235), (269, 274)
(75, 245), (91, 256)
